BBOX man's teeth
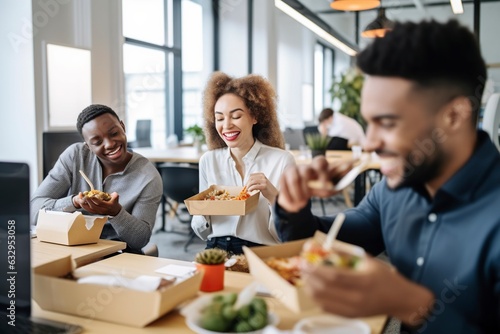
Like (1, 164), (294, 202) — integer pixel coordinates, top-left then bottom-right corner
(108, 146), (120, 155)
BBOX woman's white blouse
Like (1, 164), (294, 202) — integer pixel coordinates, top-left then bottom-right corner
(191, 140), (296, 245)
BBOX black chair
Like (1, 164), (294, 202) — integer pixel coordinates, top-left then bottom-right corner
(327, 136), (349, 150)
(158, 164), (199, 251)
(302, 125), (320, 143)
(129, 119), (152, 148)
(43, 131), (83, 178)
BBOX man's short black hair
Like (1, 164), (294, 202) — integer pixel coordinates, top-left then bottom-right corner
(357, 19), (487, 125)
(76, 104), (120, 135)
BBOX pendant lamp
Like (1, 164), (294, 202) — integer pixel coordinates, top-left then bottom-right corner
(361, 8), (394, 38)
(330, 0), (380, 11)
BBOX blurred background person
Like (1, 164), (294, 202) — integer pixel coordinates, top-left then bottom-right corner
(325, 107), (366, 147)
(317, 107), (334, 137)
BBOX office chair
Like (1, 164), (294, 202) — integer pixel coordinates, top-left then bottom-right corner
(327, 136), (349, 150)
(482, 93), (500, 152)
(141, 242), (159, 257)
(302, 125), (320, 143)
(43, 131), (83, 177)
(158, 164), (200, 251)
(129, 119), (152, 148)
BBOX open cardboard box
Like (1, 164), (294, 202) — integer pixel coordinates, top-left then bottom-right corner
(33, 253), (203, 327)
(243, 231), (364, 314)
(184, 185), (260, 216)
(36, 209), (107, 246)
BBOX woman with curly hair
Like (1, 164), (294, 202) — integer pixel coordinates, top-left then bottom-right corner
(191, 71), (295, 254)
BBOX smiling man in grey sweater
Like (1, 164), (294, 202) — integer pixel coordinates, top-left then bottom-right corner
(31, 104), (162, 253)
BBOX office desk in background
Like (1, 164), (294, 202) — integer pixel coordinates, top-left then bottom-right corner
(32, 254), (387, 333)
(133, 146), (203, 164)
(32, 238), (126, 267)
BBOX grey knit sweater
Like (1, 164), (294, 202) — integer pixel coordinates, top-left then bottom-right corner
(31, 143), (162, 252)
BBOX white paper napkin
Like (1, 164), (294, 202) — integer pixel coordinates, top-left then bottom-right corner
(155, 264), (196, 277)
(78, 275), (164, 292)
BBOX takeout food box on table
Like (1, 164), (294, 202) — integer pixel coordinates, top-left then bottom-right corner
(184, 185), (260, 216)
(33, 253), (203, 327)
(36, 209), (107, 245)
(243, 231), (364, 314)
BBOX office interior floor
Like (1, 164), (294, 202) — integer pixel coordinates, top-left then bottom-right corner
(150, 193), (400, 333)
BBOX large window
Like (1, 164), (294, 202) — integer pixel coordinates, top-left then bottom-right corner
(122, 0), (174, 148)
(123, 0), (208, 148)
(314, 42), (335, 119)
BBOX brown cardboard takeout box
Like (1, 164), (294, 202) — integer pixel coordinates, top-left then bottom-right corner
(243, 231), (364, 314)
(33, 253), (203, 327)
(36, 209), (107, 246)
(184, 185), (260, 216)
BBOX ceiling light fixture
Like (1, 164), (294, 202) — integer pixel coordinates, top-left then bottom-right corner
(330, 0), (380, 11)
(275, 0), (357, 56)
(361, 8), (394, 38)
(450, 0), (464, 14)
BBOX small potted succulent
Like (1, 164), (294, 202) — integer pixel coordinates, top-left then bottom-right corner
(195, 248), (227, 292)
(305, 133), (331, 157)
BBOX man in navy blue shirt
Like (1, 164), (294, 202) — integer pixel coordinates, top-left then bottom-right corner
(275, 20), (499, 333)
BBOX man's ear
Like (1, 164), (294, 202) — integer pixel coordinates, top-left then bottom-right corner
(441, 96), (472, 130)
(120, 120), (126, 133)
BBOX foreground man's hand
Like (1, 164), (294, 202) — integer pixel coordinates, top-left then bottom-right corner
(278, 156), (353, 212)
(301, 255), (435, 327)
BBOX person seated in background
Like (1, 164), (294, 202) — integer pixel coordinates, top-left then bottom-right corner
(325, 107), (366, 147)
(316, 108), (350, 151)
(274, 20), (500, 333)
(31, 104), (163, 254)
(191, 71), (296, 255)
(317, 107), (334, 137)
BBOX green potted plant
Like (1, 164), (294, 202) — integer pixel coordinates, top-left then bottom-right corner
(185, 124), (206, 152)
(305, 133), (331, 157)
(330, 67), (365, 128)
(195, 248), (227, 292)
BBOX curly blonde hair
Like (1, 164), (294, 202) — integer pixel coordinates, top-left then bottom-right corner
(202, 71), (285, 150)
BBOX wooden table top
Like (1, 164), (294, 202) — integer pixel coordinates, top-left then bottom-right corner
(32, 253), (387, 333)
(32, 238), (126, 267)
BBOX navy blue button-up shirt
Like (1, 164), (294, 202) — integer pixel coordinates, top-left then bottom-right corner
(275, 131), (500, 333)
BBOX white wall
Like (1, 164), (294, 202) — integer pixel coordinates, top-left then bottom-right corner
(218, 0), (248, 77)
(252, 0), (277, 87)
(276, 10), (315, 129)
(274, 5), (357, 129)
(0, 0), (39, 192)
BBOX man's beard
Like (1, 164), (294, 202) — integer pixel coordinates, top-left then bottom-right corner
(396, 141), (447, 189)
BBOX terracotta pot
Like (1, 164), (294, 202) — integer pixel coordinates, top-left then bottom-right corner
(195, 262), (225, 292)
